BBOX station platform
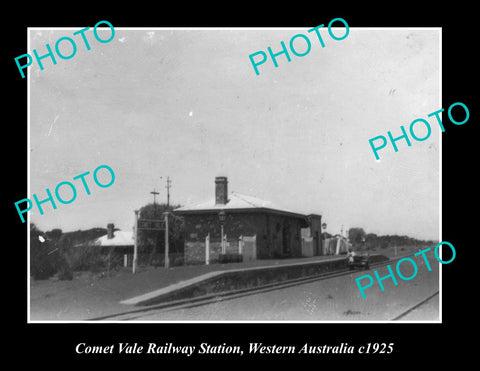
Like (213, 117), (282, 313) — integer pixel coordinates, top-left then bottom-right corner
(30, 247), (424, 320)
(120, 254), (390, 306)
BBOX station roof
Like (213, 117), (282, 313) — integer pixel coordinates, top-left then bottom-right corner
(174, 192), (310, 219)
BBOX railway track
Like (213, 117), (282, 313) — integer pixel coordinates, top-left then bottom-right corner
(390, 291), (439, 321)
(89, 257), (400, 321)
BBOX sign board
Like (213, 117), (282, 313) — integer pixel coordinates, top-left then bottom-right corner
(137, 218), (165, 231)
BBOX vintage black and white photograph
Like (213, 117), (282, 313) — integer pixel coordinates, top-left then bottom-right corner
(27, 26), (441, 322)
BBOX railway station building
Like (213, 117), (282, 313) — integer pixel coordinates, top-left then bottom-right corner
(174, 177), (323, 265)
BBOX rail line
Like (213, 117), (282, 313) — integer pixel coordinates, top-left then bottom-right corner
(390, 291), (439, 321)
(89, 257), (397, 321)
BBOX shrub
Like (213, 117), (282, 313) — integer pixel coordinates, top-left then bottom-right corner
(30, 228), (62, 280)
(173, 256), (184, 267)
(219, 253), (243, 263)
(56, 263), (74, 281)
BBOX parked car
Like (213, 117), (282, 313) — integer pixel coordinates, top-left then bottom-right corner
(348, 254), (370, 270)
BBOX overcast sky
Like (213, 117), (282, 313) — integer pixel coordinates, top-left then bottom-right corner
(28, 27), (440, 240)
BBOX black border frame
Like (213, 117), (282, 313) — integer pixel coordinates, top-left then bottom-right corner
(6, 4), (474, 365)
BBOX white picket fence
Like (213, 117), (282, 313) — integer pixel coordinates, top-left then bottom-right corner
(204, 234), (257, 265)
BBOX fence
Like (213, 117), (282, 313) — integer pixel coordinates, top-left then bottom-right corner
(301, 236), (351, 257)
(185, 234), (257, 265)
(121, 252), (184, 268)
(323, 237), (350, 255)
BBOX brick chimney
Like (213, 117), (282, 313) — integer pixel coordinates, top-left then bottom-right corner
(107, 223), (114, 239)
(215, 176), (228, 205)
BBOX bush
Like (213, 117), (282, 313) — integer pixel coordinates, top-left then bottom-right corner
(173, 256), (184, 267)
(56, 264), (74, 281)
(219, 253), (243, 263)
(149, 253), (184, 268)
(30, 229), (62, 280)
(31, 248), (58, 280)
(272, 251), (290, 259)
(63, 244), (96, 271)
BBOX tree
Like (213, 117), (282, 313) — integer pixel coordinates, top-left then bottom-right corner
(30, 223), (60, 279)
(348, 227), (366, 248)
(365, 233), (377, 240)
(365, 233), (378, 249)
(46, 228), (63, 240)
(348, 227), (366, 243)
(137, 203), (185, 265)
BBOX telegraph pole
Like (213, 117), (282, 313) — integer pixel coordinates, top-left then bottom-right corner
(164, 177), (171, 268)
(151, 188), (160, 215)
(164, 211), (170, 268)
(165, 176), (172, 208)
(133, 210), (139, 274)
(151, 188), (160, 205)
